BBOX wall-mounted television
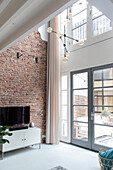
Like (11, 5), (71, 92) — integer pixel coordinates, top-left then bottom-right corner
(0, 106), (30, 126)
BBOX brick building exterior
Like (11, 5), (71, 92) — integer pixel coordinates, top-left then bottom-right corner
(0, 30), (47, 137)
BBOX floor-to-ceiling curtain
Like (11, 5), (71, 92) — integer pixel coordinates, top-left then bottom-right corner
(46, 16), (60, 144)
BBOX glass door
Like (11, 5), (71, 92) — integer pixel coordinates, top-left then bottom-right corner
(60, 74), (69, 142)
(71, 65), (113, 151)
(71, 69), (91, 148)
(92, 66), (113, 151)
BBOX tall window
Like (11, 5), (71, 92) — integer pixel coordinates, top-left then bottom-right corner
(92, 6), (112, 36)
(61, 75), (68, 137)
(93, 67), (113, 148)
(72, 0), (87, 44)
(72, 72), (88, 141)
(60, 9), (68, 56)
(70, 1), (113, 45)
(71, 65), (113, 150)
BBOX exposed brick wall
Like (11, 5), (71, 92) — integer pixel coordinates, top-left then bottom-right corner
(0, 30), (47, 137)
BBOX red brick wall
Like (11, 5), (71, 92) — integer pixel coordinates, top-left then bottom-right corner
(0, 30), (47, 137)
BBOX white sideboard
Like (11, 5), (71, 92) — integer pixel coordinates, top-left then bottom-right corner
(0, 127), (41, 159)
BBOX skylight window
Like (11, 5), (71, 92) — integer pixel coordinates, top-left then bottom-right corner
(72, 0), (87, 45)
(92, 6), (112, 36)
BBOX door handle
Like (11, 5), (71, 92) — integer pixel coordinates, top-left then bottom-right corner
(91, 112), (94, 120)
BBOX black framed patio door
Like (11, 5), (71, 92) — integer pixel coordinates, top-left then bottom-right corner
(71, 64), (113, 151)
(71, 69), (92, 149)
(92, 65), (113, 151)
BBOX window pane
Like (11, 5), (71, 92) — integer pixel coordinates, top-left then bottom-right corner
(103, 68), (113, 79)
(72, 0), (87, 16)
(62, 106), (67, 120)
(72, 24), (87, 45)
(104, 88), (113, 95)
(94, 113), (113, 126)
(104, 97), (113, 106)
(94, 88), (102, 105)
(103, 67), (113, 86)
(94, 88), (113, 106)
(94, 68), (113, 87)
(94, 70), (102, 87)
(104, 80), (113, 87)
(92, 6), (102, 19)
(62, 121), (67, 137)
(94, 106), (113, 113)
(62, 91), (67, 105)
(73, 122), (88, 141)
(94, 70), (102, 80)
(73, 106), (88, 122)
(94, 125), (113, 148)
(73, 72), (88, 89)
(62, 75), (67, 90)
(72, 0), (87, 44)
(60, 9), (68, 46)
(94, 106), (102, 112)
(73, 89), (88, 105)
(72, 10), (87, 29)
(92, 6), (112, 36)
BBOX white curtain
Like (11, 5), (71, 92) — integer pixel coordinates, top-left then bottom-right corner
(46, 16), (60, 144)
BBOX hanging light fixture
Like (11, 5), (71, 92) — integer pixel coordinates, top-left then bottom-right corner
(63, 56), (68, 63)
(66, 9), (70, 24)
(79, 40), (84, 45)
(59, 36), (70, 62)
(65, 50), (70, 57)
(69, 8), (72, 18)
(65, 8), (70, 24)
(47, 26), (84, 63)
(65, 7), (73, 25)
(47, 27), (53, 33)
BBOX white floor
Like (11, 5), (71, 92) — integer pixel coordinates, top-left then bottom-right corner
(0, 143), (100, 170)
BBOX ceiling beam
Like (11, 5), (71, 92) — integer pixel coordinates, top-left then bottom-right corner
(0, 0), (27, 27)
(0, 0), (77, 52)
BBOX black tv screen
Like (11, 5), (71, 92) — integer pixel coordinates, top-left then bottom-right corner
(0, 106), (30, 126)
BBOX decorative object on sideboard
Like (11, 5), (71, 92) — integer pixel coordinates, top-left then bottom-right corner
(0, 126), (12, 144)
(42, 134), (46, 143)
(30, 122), (35, 127)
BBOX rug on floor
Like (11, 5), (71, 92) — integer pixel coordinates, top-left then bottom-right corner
(50, 166), (68, 170)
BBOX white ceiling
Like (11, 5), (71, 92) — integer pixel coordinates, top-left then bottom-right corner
(1, 0), (113, 52)
(0, 0), (77, 52)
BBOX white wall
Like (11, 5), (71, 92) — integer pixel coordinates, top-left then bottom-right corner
(61, 35), (113, 73)
(38, 23), (49, 42)
(60, 30), (113, 143)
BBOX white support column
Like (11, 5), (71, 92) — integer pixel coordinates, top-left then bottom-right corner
(87, 3), (92, 40)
